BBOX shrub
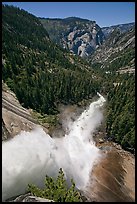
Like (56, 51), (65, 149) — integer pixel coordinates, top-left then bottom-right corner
(28, 168), (82, 202)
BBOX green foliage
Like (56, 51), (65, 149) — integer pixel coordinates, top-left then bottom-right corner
(106, 74), (135, 153)
(31, 110), (59, 127)
(106, 48), (135, 72)
(28, 168), (82, 202)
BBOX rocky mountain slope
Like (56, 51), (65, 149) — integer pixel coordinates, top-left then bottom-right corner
(90, 26), (135, 74)
(40, 17), (105, 57)
(40, 18), (134, 59)
(102, 22), (135, 38)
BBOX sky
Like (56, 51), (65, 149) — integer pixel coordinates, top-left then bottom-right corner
(3, 2), (135, 27)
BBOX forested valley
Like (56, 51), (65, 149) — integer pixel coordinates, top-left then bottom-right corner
(2, 4), (135, 153)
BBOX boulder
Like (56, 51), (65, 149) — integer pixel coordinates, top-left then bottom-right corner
(7, 193), (54, 202)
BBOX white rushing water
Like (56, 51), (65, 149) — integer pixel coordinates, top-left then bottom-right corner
(2, 94), (106, 201)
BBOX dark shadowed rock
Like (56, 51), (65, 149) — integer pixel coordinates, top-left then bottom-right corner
(2, 118), (10, 141)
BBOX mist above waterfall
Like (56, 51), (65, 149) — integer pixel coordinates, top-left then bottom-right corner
(2, 94), (106, 201)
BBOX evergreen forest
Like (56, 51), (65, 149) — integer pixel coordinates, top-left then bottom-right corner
(2, 4), (135, 153)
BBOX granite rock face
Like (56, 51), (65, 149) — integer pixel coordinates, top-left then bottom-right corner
(7, 193), (54, 202)
(40, 17), (105, 57)
(40, 17), (134, 60)
(2, 81), (48, 141)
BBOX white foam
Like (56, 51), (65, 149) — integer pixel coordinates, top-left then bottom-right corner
(2, 94), (106, 201)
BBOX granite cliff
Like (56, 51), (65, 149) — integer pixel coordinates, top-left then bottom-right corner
(40, 17), (105, 57)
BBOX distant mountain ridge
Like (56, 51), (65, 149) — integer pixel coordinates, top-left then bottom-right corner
(40, 17), (134, 58)
(102, 22), (135, 38)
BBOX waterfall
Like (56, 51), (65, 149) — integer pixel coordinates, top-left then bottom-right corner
(2, 94), (106, 201)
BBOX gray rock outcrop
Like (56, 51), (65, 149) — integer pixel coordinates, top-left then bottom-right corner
(40, 17), (105, 57)
(7, 193), (54, 202)
(2, 81), (48, 141)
